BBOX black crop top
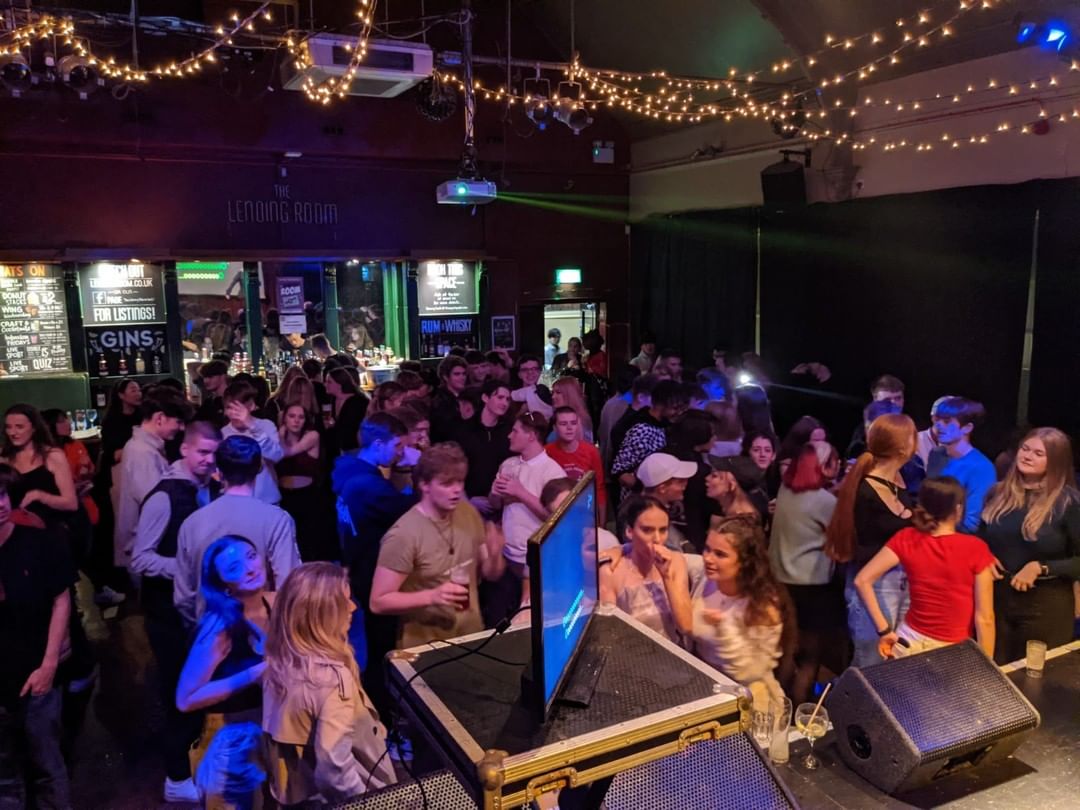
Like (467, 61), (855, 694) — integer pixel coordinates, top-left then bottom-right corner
(853, 476), (913, 568)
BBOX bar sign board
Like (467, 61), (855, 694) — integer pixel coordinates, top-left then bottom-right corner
(276, 276), (307, 334)
(0, 264), (72, 376)
(417, 261), (477, 316)
(79, 263), (165, 326)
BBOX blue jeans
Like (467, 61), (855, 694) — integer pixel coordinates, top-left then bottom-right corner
(846, 566), (910, 669)
(0, 689), (71, 810)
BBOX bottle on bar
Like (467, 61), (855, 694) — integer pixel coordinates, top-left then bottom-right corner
(98, 353), (108, 377)
(134, 352), (146, 375)
(152, 354), (162, 374)
(118, 353), (128, 375)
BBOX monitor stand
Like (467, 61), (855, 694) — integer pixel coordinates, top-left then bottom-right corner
(559, 645), (609, 708)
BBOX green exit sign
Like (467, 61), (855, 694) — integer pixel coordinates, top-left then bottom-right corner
(177, 261), (228, 280)
(556, 267), (582, 285)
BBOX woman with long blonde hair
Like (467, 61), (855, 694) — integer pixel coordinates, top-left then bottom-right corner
(264, 366), (307, 424)
(825, 413), (917, 668)
(551, 377), (594, 442)
(980, 427), (1080, 663)
(263, 563), (395, 805)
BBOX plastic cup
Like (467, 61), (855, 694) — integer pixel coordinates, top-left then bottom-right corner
(1026, 640), (1047, 678)
(751, 708), (774, 749)
(450, 564), (471, 612)
(770, 696), (792, 765)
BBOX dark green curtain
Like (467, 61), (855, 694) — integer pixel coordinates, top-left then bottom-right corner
(630, 210), (757, 369)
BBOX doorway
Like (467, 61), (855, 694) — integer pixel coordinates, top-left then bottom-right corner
(541, 302), (604, 376)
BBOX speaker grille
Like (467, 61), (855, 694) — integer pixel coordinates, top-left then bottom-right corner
(859, 642), (1037, 761)
(332, 769), (482, 810)
(604, 733), (796, 810)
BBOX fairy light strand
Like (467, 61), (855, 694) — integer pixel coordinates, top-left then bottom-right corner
(285, 0), (378, 104)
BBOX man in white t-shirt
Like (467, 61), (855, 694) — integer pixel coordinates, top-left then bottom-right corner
(488, 410), (565, 620)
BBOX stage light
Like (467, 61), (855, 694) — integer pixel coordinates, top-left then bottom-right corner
(57, 55), (101, 100)
(554, 97), (593, 134)
(1018, 22), (1036, 43)
(0, 54), (32, 97)
(525, 97), (555, 130)
(1045, 26), (1069, 50)
(738, 372), (753, 385)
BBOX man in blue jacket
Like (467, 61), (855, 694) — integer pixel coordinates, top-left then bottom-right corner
(332, 412), (416, 714)
(926, 397), (997, 532)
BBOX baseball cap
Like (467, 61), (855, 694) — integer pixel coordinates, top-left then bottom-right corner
(637, 453), (698, 488)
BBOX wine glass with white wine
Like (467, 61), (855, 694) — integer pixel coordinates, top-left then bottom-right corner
(795, 702), (829, 770)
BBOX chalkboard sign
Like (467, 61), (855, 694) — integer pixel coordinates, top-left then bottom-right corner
(417, 261), (477, 316)
(0, 264), (73, 377)
(79, 263), (165, 326)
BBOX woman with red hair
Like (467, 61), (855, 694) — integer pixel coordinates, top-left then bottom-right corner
(769, 441), (845, 702)
(825, 413), (917, 668)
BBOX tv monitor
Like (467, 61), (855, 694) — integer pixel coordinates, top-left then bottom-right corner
(526, 472), (599, 722)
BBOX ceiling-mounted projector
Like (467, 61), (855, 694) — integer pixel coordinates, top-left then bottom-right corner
(436, 178), (497, 205)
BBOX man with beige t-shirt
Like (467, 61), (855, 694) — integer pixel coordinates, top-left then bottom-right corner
(370, 442), (506, 648)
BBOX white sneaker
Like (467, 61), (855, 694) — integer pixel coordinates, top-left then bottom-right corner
(94, 587), (126, 607)
(164, 777), (200, 803)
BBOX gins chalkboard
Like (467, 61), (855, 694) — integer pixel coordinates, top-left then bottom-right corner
(0, 264), (73, 377)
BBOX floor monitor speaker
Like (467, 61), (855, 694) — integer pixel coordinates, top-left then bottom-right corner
(829, 640), (1039, 794)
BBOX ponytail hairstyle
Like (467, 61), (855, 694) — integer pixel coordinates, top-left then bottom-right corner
(824, 413), (916, 562)
(911, 476), (966, 533)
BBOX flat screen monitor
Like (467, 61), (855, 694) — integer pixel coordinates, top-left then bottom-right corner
(526, 472), (599, 722)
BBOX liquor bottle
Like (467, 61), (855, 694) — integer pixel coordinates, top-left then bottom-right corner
(202, 337), (212, 361)
(97, 353), (108, 377)
(117, 353), (128, 375)
(152, 354), (162, 374)
(257, 360), (266, 378)
(134, 352), (146, 375)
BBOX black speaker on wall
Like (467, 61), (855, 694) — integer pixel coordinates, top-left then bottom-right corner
(760, 158), (806, 207)
(829, 640), (1040, 795)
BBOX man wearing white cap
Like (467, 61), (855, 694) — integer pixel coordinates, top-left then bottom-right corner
(636, 452), (698, 552)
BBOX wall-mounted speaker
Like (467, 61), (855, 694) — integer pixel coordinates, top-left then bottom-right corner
(760, 159), (806, 207)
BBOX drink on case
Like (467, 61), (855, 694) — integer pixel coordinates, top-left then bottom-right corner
(449, 563), (472, 612)
(769, 696), (792, 765)
(1026, 639), (1047, 678)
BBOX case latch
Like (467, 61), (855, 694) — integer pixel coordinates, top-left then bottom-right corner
(677, 720), (725, 751)
(526, 767), (578, 799)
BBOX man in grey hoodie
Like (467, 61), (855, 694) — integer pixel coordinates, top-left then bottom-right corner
(173, 435), (300, 626)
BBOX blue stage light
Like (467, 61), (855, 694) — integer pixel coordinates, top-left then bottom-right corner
(1017, 23), (1036, 43)
(456, 184), (468, 196)
(1045, 26), (1069, 51)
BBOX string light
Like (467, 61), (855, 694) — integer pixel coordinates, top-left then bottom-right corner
(285, 0), (377, 104)
(0, 14), (148, 81)
(153, 2), (275, 78)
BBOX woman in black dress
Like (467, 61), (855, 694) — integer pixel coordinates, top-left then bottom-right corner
(981, 427), (1080, 663)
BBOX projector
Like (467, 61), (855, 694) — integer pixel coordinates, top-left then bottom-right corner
(436, 178), (497, 205)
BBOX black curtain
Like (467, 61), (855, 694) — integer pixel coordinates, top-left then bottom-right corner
(1027, 179), (1080, 464)
(759, 184), (1039, 449)
(630, 210), (757, 369)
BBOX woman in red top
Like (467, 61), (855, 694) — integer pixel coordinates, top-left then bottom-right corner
(855, 476), (996, 659)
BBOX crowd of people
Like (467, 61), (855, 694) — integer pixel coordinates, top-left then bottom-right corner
(2, 334), (1078, 808)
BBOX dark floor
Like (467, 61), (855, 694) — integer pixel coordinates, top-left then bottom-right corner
(69, 577), (195, 810)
